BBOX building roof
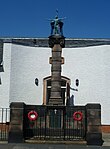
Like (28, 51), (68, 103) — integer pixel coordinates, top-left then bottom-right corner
(0, 38), (110, 72)
(2, 38), (110, 48)
(0, 39), (3, 72)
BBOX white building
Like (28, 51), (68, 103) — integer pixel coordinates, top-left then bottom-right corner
(0, 38), (110, 124)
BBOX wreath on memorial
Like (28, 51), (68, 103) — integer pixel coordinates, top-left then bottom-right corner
(73, 111), (83, 121)
(28, 111), (38, 121)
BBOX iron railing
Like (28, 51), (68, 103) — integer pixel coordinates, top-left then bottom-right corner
(0, 106), (86, 141)
(24, 105), (86, 141)
(0, 108), (10, 141)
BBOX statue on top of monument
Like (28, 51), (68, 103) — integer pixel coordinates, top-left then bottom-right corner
(49, 10), (66, 36)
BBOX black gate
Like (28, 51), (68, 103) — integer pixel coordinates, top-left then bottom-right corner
(24, 105), (86, 141)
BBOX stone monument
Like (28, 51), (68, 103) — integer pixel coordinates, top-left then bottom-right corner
(8, 12), (103, 146)
(48, 13), (65, 105)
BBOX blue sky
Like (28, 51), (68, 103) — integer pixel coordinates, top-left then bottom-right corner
(0, 0), (110, 38)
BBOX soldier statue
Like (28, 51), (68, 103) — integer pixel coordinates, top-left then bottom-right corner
(49, 11), (65, 36)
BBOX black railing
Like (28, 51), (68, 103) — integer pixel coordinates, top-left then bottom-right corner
(0, 108), (10, 141)
(0, 106), (86, 141)
(24, 105), (86, 141)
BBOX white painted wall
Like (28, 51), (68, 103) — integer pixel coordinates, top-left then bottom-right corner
(10, 44), (51, 105)
(1, 43), (110, 124)
(0, 43), (11, 108)
(63, 45), (110, 125)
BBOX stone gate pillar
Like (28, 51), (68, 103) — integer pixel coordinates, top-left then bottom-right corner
(86, 104), (103, 145)
(8, 102), (25, 143)
(48, 35), (65, 105)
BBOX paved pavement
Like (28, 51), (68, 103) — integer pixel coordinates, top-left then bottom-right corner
(102, 133), (110, 146)
(0, 133), (110, 149)
(0, 143), (110, 149)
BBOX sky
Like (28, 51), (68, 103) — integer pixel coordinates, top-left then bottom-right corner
(0, 0), (110, 38)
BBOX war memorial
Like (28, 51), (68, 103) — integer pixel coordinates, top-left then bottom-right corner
(3, 14), (102, 146)
(1, 13), (110, 148)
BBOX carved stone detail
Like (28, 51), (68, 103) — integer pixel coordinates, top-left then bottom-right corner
(48, 35), (65, 48)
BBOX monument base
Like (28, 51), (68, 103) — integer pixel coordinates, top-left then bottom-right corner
(49, 97), (63, 105)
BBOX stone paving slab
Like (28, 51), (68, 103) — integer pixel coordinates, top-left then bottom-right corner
(0, 144), (110, 149)
(102, 133), (110, 146)
(0, 133), (110, 148)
